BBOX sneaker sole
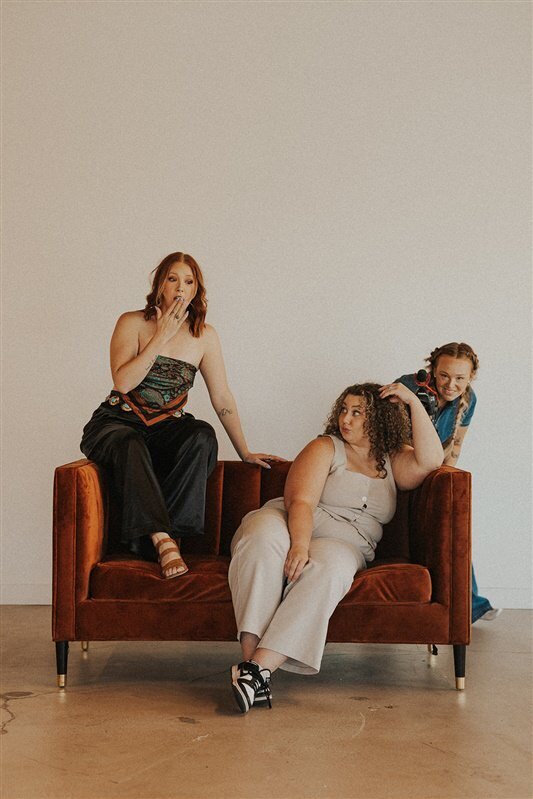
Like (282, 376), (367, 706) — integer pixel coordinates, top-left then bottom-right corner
(230, 666), (252, 714)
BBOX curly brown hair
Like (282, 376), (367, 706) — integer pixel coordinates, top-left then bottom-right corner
(143, 252), (208, 338)
(324, 383), (411, 478)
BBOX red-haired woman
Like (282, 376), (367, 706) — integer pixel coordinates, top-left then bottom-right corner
(81, 252), (284, 579)
(396, 342), (500, 623)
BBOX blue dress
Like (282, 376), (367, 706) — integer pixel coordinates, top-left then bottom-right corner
(396, 373), (493, 623)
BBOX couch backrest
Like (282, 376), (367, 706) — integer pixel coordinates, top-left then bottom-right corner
(179, 461), (411, 560)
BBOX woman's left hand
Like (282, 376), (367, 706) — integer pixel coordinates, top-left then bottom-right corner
(379, 382), (416, 406)
(242, 452), (288, 470)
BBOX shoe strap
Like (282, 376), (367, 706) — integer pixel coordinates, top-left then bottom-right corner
(239, 661), (272, 707)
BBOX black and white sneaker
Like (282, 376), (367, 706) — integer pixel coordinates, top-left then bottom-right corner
(230, 660), (272, 713)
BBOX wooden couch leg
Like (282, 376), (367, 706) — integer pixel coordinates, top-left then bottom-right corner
(81, 641), (89, 652)
(55, 641), (69, 688)
(453, 644), (466, 690)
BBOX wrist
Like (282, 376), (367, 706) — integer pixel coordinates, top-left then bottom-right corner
(290, 542), (309, 552)
(149, 332), (165, 350)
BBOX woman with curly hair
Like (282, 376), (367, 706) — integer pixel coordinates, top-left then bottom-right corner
(81, 252), (283, 579)
(396, 342), (499, 622)
(228, 381), (443, 713)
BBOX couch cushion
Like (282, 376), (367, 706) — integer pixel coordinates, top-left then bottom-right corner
(342, 561), (432, 604)
(90, 556), (431, 604)
(90, 555), (232, 602)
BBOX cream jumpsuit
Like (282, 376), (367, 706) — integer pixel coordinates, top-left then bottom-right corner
(229, 434), (397, 674)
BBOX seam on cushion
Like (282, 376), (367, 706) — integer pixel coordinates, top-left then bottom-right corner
(215, 462), (224, 555)
(85, 600), (234, 605)
(339, 600), (434, 606)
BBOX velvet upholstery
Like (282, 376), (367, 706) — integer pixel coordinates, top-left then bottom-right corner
(53, 460), (471, 649)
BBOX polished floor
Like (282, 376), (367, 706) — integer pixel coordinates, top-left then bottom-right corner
(1, 607), (531, 799)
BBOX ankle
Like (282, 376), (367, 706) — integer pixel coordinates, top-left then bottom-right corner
(151, 532), (175, 545)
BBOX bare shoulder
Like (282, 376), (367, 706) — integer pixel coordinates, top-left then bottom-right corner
(295, 436), (334, 463)
(201, 323), (219, 342)
(114, 310), (145, 331)
(199, 324), (222, 357)
(285, 436), (334, 504)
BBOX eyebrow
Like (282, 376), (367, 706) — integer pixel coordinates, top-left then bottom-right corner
(168, 271), (194, 278)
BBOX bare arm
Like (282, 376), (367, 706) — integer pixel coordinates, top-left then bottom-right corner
(380, 383), (444, 491)
(282, 437), (334, 581)
(443, 425), (469, 466)
(110, 300), (187, 393)
(199, 326), (285, 468)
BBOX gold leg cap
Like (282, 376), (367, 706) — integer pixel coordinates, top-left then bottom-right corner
(427, 644), (433, 653)
(81, 641), (89, 652)
(57, 674), (66, 689)
(456, 677), (465, 690)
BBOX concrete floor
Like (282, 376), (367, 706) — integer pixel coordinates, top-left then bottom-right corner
(0, 607), (531, 799)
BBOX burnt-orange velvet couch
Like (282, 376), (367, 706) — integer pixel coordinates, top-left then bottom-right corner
(53, 459), (471, 689)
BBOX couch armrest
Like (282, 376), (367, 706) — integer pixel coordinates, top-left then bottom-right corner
(409, 466), (471, 642)
(52, 459), (107, 640)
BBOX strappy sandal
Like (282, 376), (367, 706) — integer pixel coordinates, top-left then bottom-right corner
(153, 536), (189, 579)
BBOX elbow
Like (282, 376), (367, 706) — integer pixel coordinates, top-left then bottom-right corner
(112, 375), (130, 394)
(285, 497), (313, 515)
(430, 451), (445, 471)
(417, 451), (444, 474)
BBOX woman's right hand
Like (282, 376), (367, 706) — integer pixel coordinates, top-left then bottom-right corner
(154, 297), (189, 343)
(284, 544), (309, 582)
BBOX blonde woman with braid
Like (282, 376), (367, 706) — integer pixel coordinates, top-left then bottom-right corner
(396, 342), (500, 623)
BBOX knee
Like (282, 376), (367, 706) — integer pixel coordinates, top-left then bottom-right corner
(305, 554), (356, 592)
(108, 426), (144, 451)
(192, 421), (218, 452)
(235, 510), (290, 559)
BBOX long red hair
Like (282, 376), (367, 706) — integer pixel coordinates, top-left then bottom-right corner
(143, 252), (207, 338)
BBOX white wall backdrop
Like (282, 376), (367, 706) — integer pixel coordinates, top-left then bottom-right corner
(2, 1), (531, 607)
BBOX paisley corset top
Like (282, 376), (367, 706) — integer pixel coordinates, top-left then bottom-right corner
(107, 355), (197, 426)
(133, 355), (196, 407)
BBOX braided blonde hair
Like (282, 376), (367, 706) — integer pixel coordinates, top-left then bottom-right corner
(427, 342), (479, 457)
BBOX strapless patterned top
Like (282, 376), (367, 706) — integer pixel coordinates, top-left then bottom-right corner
(105, 355), (197, 426)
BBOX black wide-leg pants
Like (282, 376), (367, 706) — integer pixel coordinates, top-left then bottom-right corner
(80, 406), (218, 545)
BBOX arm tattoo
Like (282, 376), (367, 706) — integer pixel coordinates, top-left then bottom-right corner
(218, 408), (233, 418)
